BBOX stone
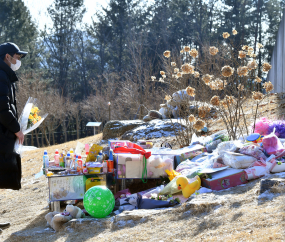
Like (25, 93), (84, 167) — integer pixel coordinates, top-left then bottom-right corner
(121, 119), (186, 141)
(259, 178), (285, 194)
(143, 115), (152, 122)
(148, 110), (163, 120)
(103, 120), (144, 139)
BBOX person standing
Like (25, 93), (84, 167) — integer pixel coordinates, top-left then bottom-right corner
(0, 42), (27, 232)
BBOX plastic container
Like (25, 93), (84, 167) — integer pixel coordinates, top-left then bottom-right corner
(107, 160), (114, 172)
(77, 155), (83, 173)
(43, 150), (49, 174)
(97, 152), (103, 163)
(103, 161), (108, 173)
(59, 152), (66, 168)
(65, 153), (72, 169)
(74, 154), (78, 169)
(54, 149), (60, 167)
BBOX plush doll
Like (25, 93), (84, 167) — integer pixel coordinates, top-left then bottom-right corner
(147, 156), (173, 178)
(45, 205), (85, 232)
(176, 175), (201, 198)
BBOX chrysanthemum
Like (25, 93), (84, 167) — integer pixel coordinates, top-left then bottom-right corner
(193, 119), (206, 131)
(232, 29), (238, 35)
(221, 65), (234, 77)
(188, 115), (196, 123)
(210, 96), (220, 106)
(209, 81), (217, 90)
(171, 62), (176, 66)
(238, 51), (247, 59)
(186, 86), (195, 97)
(176, 72), (182, 78)
(202, 74), (213, 85)
(198, 106), (211, 118)
(181, 63), (195, 74)
(247, 60), (258, 70)
(151, 76), (156, 81)
(184, 46), (190, 52)
(242, 45), (249, 51)
(252, 91), (264, 101)
(215, 78), (225, 90)
(160, 71), (165, 76)
(237, 66), (248, 77)
(263, 81), (274, 93)
(209, 46), (219, 55)
(194, 71), (199, 78)
(255, 77), (262, 83)
(262, 63), (272, 72)
(189, 49), (198, 58)
(163, 50), (171, 58)
(162, 75), (166, 79)
(223, 32), (230, 39)
(174, 68), (179, 73)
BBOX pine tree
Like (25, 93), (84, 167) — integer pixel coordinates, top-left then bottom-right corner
(0, 0), (38, 72)
(42, 0), (86, 96)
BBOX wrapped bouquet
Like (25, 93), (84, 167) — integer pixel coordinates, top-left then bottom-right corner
(15, 97), (48, 154)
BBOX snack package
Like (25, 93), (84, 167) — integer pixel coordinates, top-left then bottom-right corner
(86, 144), (103, 162)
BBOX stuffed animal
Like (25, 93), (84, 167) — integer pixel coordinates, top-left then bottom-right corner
(176, 175), (201, 198)
(147, 156), (173, 178)
(45, 205), (85, 232)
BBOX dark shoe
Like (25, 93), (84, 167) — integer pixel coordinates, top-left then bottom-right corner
(0, 222), (10, 228)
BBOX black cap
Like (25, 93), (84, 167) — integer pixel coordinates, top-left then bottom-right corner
(0, 42), (28, 58)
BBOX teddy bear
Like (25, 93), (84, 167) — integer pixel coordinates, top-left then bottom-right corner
(45, 204), (85, 232)
(147, 155), (173, 178)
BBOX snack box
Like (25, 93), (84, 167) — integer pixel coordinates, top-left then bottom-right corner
(201, 168), (247, 191)
(108, 140), (133, 150)
(86, 174), (106, 191)
(174, 144), (207, 165)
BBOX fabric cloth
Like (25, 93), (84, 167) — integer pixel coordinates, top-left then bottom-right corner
(0, 59), (21, 190)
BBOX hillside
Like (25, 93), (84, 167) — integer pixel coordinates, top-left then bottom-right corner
(0, 133), (284, 241)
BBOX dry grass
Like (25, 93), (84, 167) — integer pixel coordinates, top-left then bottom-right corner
(1, 107), (285, 241)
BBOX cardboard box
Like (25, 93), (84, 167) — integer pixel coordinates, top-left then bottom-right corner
(108, 140), (133, 150)
(201, 168), (247, 191)
(174, 144), (207, 165)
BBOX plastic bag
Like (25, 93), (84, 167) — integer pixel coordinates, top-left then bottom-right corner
(216, 141), (242, 155)
(262, 129), (285, 155)
(239, 145), (267, 160)
(223, 152), (257, 169)
(15, 97), (48, 155)
(159, 176), (181, 195)
(86, 144), (103, 162)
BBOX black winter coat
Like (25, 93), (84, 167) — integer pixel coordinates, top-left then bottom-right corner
(0, 59), (21, 190)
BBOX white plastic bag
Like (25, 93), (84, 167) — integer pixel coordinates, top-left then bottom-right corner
(223, 152), (257, 169)
(15, 97), (48, 155)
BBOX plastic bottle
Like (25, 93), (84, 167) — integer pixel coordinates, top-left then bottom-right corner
(103, 161), (108, 173)
(59, 152), (66, 168)
(65, 152), (72, 169)
(77, 155), (83, 173)
(54, 149), (60, 167)
(43, 150), (49, 174)
(97, 152), (103, 163)
(74, 154), (78, 170)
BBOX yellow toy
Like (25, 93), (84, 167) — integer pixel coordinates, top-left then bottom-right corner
(176, 175), (201, 198)
(165, 169), (181, 181)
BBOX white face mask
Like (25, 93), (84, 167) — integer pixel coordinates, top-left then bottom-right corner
(8, 56), (21, 71)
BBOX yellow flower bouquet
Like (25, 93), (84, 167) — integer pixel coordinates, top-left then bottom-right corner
(15, 97), (48, 154)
